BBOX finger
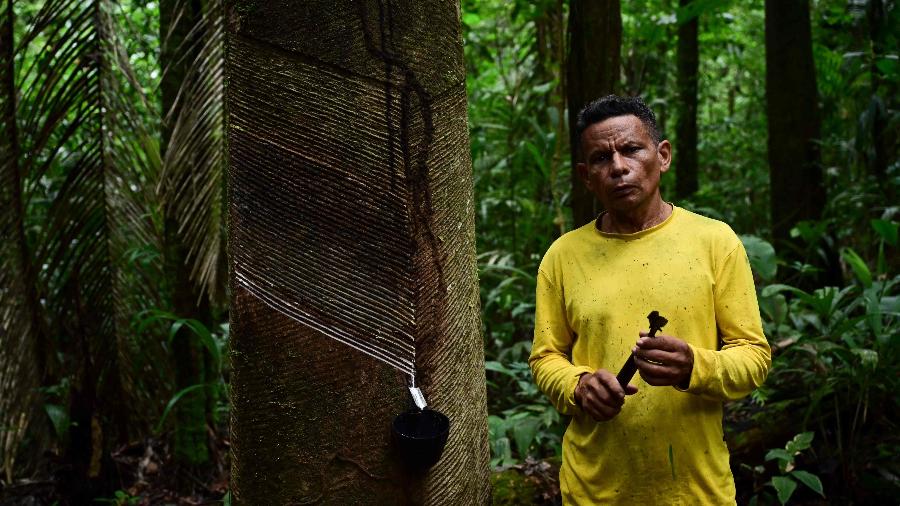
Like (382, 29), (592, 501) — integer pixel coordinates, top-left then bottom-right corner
(624, 383), (638, 395)
(592, 381), (624, 408)
(636, 334), (684, 352)
(633, 348), (683, 365)
(590, 398), (621, 420)
(635, 361), (680, 386)
(637, 369), (672, 386)
(581, 375), (623, 408)
(595, 370), (626, 401)
(582, 393), (620, 421)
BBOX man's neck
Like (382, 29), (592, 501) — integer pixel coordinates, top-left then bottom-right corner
(600, 198), (672, 234)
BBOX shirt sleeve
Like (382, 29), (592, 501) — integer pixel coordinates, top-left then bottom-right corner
(679, 240), (772, 400)
(529, 269), (595, 415)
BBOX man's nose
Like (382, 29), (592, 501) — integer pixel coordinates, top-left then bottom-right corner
(609, 151), (628, 177)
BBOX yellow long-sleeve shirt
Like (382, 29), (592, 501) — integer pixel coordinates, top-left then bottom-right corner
(529, 206), (771, 505)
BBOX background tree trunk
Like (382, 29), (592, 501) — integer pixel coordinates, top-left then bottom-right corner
(567, 0), (621, 228)
(0, 0), (46, 481)
(225, 0), (490, 503)
(764, 0), (824, 251)
(159, 0), (213, 471)
(866, 0), (889, 182)
(675, 0), (699, 199)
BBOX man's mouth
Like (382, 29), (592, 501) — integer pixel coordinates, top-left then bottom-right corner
(611, 185), (638, 196)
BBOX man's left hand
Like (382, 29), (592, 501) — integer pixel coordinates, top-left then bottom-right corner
(632, 332), (694, 388)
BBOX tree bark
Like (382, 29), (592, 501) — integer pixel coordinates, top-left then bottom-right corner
(675, 0), (699, 199)
(160, 0), (213, 470)
(567, 0), (621, 228)
(764, 0), (824, 250)
(225, 0), (490, 503)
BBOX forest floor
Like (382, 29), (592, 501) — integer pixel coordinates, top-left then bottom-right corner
(1, 436), (563, 505)
(0, 402), (831, 505)
(0, 435), (230, 506)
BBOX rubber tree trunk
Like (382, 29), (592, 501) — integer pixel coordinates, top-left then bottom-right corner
(675, 0), (699, 199)
(567, 0), (621, 228)
(764, 0), (824, 250)
(160, 0), (212, 469)
(225, 1), (490, 503)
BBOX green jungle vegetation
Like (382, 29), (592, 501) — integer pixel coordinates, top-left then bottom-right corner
(0, 0), (897, 504)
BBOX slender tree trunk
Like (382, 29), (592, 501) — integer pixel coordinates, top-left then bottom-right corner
(567, 0), (621, 227)
(225, 0), (490, 503)
(536, 0), (568, 235)
(764, 0), (824, 251)
(866, 0), (888, 181)
(675, 0), (699, 199)
(0, 0), (46, 481)
(160, 0), (213, 470)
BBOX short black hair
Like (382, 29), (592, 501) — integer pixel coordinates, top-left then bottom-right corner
(575, 95), (662, 146)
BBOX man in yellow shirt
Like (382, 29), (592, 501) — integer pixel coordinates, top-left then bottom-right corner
(529, 95), (771, 504)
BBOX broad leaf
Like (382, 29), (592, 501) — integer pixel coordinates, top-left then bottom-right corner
(785, 432), (814, 454)
(771, 476), (797, 505)
(741, 235), (778, 281)
(44, 404), (69, 439)
(512, 417), (541, 458)
(791, 470), (825, 497)
(871, 219), (898, 246)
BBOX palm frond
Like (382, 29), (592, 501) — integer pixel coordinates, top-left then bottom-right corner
(13, 0), (171, 452)
(159, 0), (226, 306)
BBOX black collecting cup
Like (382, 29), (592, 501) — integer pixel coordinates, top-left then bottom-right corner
(391, 408), (450, 470)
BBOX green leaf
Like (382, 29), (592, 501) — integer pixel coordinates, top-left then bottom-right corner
(491, 436), (514, 467)
(765, 448), (793, 462)
(44, 404), (69, 439)
(183, 319), (222, 372)
(761, 284), (809, 299)
(512, 417), (541, 458)
(871, 219), (898, 246)
(487, 415), (507, 441)
(524, 142), (548, 178)
(785, 432), (814, 454)
(485, 361), (516, 377)
(791, 470), (825, 497)
(740, 235), (778, 281)
(155, 383), (209, 434)
(851, 348), (878, 369)
(875, 57), (899, 78)
(168, 320), (185, 343)
(771, 476), (797, 505)
(841, 248), (872, 288)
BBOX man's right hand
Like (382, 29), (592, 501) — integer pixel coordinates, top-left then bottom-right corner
(574, 369), (638, 422)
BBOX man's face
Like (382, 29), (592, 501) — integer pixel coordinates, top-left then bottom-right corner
(576, 115), (671, 215)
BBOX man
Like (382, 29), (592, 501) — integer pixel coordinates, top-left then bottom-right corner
(529, 95), (771, 505)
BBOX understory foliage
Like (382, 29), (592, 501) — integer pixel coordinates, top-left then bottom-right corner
(0, 0), (897, 503)
(0, 0), (226, 499)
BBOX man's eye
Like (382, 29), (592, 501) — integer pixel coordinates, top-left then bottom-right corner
(592, 154), (610, 163)
(624, 146), (640, 153)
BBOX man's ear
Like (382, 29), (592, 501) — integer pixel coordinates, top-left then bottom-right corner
(576, 162), (592, 190)
(657, 140), (672, 173)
